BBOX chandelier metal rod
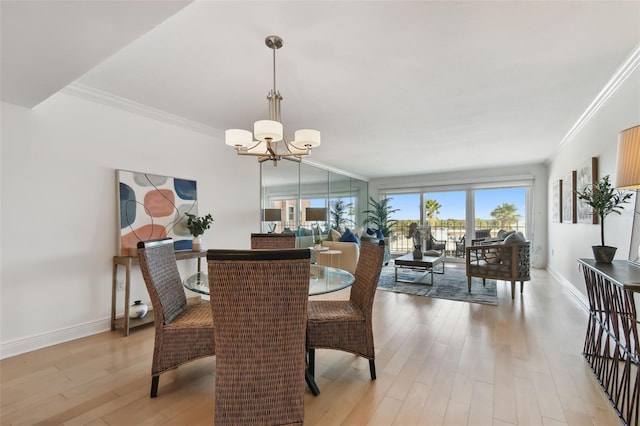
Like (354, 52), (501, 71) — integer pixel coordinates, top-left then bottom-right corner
(225, 35), (320, 165)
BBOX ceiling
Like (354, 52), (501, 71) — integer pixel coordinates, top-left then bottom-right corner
(2, 1), (639, 180)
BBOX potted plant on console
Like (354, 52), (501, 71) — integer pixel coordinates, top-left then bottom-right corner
(576, 175), (632, 263)
(184, 212), (214, 252)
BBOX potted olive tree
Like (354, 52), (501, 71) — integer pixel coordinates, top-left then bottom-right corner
(576, 175), (632, 263)
(184, 212), (214, 251)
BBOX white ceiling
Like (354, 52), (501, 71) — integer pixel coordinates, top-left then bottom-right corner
(2, 1), (639, 180)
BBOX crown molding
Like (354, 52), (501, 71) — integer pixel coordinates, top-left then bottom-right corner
(301, 159), (369, 182)
(558, 44), (640, 149)
(61, 82), (223, 138)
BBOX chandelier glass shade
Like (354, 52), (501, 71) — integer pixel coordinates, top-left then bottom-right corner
(225, 35), (321, 164)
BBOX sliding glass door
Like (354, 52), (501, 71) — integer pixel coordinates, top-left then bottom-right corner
(473, 187), (526, 243)
(383, 183), (529, 259)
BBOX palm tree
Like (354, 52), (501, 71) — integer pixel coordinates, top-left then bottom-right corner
(424, 199), (441, 225)
(330, 199), (353, 231)
(490, 203), (521, 229)
(362, 196), (399, 237)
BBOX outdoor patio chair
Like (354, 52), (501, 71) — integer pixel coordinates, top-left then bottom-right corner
(455, 236), (466, 257)
(137, 238), (215, 398)
(425, 234), (446, 252)
(306, 240), (385, 381)
(207, 248), (311, 425)
(250, 232), (296, 249)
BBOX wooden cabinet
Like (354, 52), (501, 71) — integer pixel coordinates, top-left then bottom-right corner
(111, 251), (206, 336)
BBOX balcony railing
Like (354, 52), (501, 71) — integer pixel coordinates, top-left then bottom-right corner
(387, 221), (526, 258)
(267, 220), (526, 260)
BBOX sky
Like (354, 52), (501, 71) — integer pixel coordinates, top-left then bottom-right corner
(311, 187), (526, 221)
(386, 188), (526, 220)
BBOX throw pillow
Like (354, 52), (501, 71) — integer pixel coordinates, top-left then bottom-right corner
(483, 243), (502, 264)
(360, 234), (378, 244)
(424, 250), (440, 256)
(330, 228), (342, 242)
(340, 228), (360, 244)
(366, 228), (376, 235)
(375, 229), (384, 240)
(504, 231), (525, 244)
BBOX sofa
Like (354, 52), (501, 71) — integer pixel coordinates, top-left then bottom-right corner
(319, 240), (360, 274)
(315, 229), (390, 274)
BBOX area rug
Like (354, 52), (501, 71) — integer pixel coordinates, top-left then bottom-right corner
(377, 261), (498, 305)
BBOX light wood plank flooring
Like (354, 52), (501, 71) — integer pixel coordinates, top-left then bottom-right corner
(1, 266), (622, 425)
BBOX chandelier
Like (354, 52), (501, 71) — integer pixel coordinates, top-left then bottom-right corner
(225, 35), (321, 165)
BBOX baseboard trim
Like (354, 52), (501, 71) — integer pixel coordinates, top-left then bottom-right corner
(0, 318), (110, 360)
(547, 267), (589, 312)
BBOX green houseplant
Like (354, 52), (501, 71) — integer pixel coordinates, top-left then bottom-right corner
(362, 196), (399, 237)
(184, 212), (214, 251)
(575, 175), (632, 263)
(330, 198), (353, 231)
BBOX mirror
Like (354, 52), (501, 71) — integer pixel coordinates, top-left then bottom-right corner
(260, 161), (368, 236)
(629, 191), (640, 266)
(261, 160), (300, 233)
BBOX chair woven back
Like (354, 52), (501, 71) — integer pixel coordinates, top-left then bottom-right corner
(137, 238), (186, 324)
(207, 248), (311, 425)
(349, 240), (386, 315)
(137, 238), (215, 398)
(250, 233), (296, 249)
(305, 240), (385, 382)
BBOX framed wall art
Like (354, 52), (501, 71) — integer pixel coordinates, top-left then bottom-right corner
(562, 170), (577, 224)
(552, 180), (562, 223)
(117, 170), (198, 256)
(576, 157), (598, 224)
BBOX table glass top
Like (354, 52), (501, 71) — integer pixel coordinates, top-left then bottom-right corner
(183, 264), (354, 296)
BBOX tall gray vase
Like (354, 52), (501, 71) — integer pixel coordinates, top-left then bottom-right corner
(413, 245), (423, 259)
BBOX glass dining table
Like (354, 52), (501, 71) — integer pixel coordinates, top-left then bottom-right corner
(183, 264), (355, 296)
(182, 263), (355, 396)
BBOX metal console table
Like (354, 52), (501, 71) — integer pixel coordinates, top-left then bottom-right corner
(579, 259), (640, 426)
(111, 250), (206, 336)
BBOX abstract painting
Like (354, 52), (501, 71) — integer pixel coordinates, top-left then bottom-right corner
(117, 170), (197, 255)
(562, 170), (577, 224)
(576, 157), (598, 224)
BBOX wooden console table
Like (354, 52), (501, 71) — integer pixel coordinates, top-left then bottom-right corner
(111, 250), (206, 336)
(579, 259), (640, 426)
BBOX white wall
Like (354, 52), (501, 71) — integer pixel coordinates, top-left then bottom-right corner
(0, 93), (260, 358)
(548, 68), (640, 299)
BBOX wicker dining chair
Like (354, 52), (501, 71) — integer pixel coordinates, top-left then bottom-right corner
(306, 240), (385, 381)
(137, 238), (215, 398)
(250, 232), (296, 249)
(207, 248), (311, 425)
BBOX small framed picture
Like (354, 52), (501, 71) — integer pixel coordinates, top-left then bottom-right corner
(552, 180), (562, 223)
(562, 170), (577, 224)
(576, 157), (598, 224)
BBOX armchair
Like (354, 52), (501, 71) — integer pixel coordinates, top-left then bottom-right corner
(466, 240), (530, 299)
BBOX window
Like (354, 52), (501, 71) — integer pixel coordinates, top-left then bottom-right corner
(382, 181), (531, 258)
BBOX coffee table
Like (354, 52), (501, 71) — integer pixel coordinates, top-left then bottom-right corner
(394, 252), (445, 285)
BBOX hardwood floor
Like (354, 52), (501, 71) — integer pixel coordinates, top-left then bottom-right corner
(1, 266), (622, 425)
